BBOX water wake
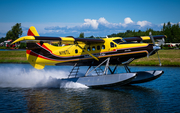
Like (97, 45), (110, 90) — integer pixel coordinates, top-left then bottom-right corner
(0, 66), (88, 88)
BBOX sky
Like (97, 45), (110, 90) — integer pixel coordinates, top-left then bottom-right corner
(0, 0), (180, 38)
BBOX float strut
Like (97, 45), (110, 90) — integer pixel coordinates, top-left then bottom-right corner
(85, 65), (92, 77)
(85, 57), (110, 76)
(108, 64), (118, 74)
(103, 57), (110, 75)
(124, 65), (131, 73)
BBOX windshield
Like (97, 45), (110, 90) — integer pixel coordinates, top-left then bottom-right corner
(113, 39), (124, 44)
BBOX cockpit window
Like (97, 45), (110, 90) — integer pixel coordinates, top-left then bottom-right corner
(110, 42), (115, 47)
(113, 39), (124, 44)
(102, 45), (105, 49)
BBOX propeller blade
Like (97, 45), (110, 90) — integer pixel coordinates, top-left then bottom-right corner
(149, 32), (155, 45)
(148, 32), (163, 66)
(157, 38), (165, 47)
(157, 51), (162, 66)
(147, 50), (154, 57)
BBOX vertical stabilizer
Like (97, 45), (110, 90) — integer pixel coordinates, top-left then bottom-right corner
(27, 26), (39, 36)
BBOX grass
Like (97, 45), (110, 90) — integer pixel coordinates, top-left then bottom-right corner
(0, 51), (28, 63)
(0, 50), (180, 66)
(131, 50), (180, 66)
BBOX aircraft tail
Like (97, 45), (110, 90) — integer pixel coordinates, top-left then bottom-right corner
(11, 26), (53, 70)
(26, 26), (45, 69)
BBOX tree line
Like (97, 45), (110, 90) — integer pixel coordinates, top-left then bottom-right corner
(1, 22), (180, 43)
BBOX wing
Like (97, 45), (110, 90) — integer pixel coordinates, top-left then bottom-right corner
(123, 35), (167, 42)
(12, 36), (104, 61)
(11, 26), (105, 45)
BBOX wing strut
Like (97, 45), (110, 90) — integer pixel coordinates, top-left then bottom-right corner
(75, 43), (99, 61)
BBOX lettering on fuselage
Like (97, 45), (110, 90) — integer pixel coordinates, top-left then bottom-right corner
(59, 50), (70, 55)
(125, 49), (131, 52)
(100, 53), (105, 56)
(84, 53), (103, 58)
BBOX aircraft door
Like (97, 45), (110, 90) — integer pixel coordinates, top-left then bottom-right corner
(73, 45), (83, 56)
(110, 42), (117, 51)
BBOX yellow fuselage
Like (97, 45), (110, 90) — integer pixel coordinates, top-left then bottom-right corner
(26, 37), (150, 69)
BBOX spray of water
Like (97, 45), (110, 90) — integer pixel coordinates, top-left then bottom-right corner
(0, 65), (88, 88)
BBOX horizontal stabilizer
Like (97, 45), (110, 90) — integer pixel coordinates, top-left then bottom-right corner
(11, 36), (35, 45)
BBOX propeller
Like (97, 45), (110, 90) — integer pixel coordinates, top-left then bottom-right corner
(148, 32), (162, 66)
(157, 38), (165, 47)
(149, 32), (155, 45)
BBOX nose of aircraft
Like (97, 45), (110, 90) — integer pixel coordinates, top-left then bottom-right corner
(147, 44), (161, 57)
(153, 46), (161, 50)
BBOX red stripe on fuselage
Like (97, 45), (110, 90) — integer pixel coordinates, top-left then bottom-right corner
(42, 44), (52, 53)
(36, 43), (52, 53)
(26, 50), (58, 61)
(26, 50), (38, 57)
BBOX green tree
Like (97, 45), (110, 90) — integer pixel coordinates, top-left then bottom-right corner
(164, 22), (172, 42)
(88, 35), (94, 38)
(0, 37), (6, 42)
(171, 23), (180, 42)
(107, 33), (116, 37)
(5, 23), (23, 41)
(5, 30), (13, 40)
(162, 22), (180, 43)
(79, 32), (84, 38)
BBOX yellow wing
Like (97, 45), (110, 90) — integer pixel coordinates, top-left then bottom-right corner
(123, 35), (167, 42)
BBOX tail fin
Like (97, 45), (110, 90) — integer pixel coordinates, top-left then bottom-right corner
(27, 26), (40, 36)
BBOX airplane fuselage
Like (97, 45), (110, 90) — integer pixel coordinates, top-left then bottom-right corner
(26, 37), (154, 67)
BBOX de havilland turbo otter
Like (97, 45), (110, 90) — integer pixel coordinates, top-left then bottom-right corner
(11, 26), (166, 88)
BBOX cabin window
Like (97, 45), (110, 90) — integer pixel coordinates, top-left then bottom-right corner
(97, 45), (100, 50)
(110, 42), (115, 47)
(113, 39), (123, 44)
(92, 46), (95, 51)
(75, 49), (78, 53)
(83, 47), (86, 52)
(87, 47), (91, 51)
(102, 45), (105, 49)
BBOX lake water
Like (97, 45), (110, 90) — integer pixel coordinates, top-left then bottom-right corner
(0, 64), (180, 112)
